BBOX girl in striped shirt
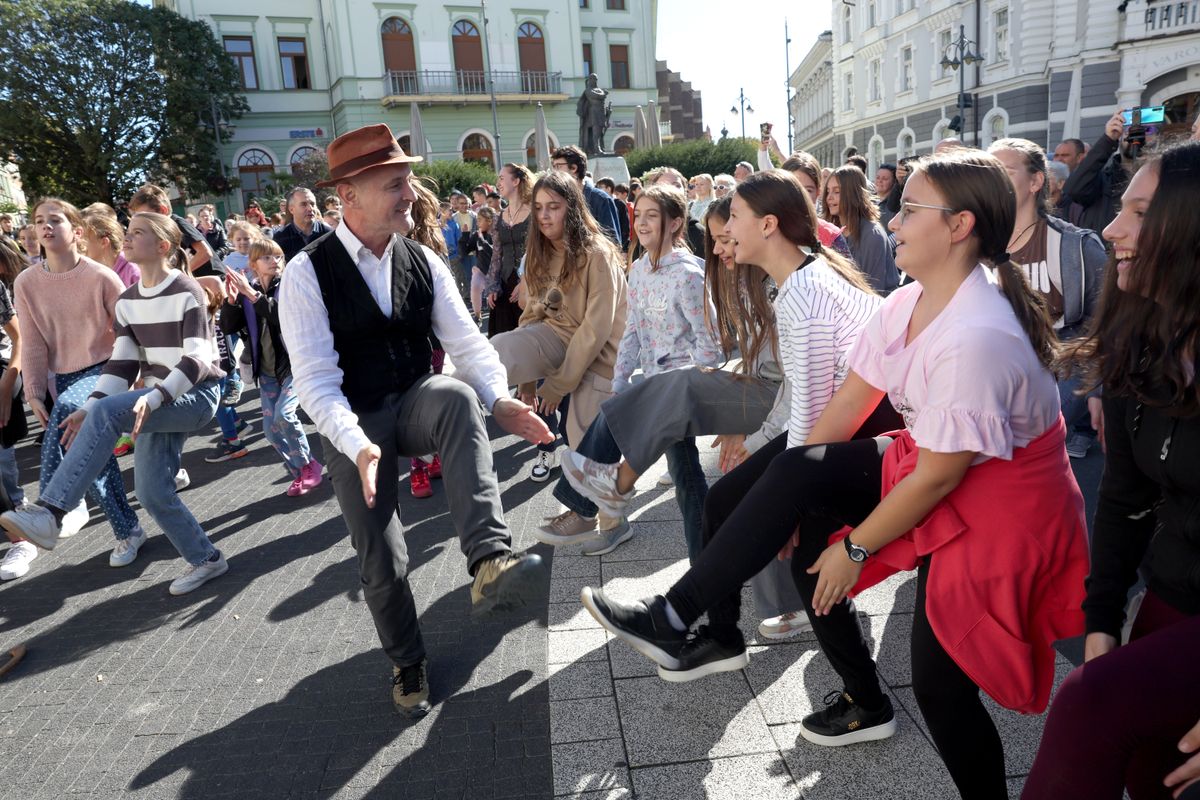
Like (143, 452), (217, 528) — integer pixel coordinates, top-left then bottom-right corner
(1, 212), (230, 596)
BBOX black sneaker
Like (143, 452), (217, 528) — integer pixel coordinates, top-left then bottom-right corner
(580, 587), (686, 669)
(799, 690), (897, 747)
(392, 659), (431, 718)
(657, 625), (749, 683)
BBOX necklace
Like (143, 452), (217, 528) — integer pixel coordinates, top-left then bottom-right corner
(1007, 218), (1039, 252)
(505, 199), (528, 223)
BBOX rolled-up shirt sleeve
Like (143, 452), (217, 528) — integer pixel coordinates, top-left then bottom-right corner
(423, 245), (511, 411)
(278, 252), (373, 462)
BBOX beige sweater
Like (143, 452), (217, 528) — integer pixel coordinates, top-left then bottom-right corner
(518, 245), (627, 404)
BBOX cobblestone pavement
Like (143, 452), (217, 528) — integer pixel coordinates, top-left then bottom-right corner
(0, 386), (1105, 800)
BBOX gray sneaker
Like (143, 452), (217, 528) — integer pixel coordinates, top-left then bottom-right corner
(169, 551), (228, 595)
(561, 451), (636, 518)
(109, 526), (147, 568)
(533, 510), (597, 546)
(580, 518), (633, 556)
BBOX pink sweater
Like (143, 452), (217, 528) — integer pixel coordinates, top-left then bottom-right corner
(14, 256), (125, 401)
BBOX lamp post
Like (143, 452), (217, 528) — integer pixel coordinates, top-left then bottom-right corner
(480, 0), (502, 169)
(785, 19), (794, 153)
(730, 88), (754, 140)
(939, 24), (984, 145)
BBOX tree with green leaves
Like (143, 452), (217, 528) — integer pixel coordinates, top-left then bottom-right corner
(0, 0), (247, 207)
(623, 138), (771, 184)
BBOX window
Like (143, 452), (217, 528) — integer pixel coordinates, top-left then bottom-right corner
(867, 0), (877, 28)
(238, 148), (275, 209)
(899, 132), (914, 157)
(517, 22), (547, 91)
(462, 132), (494, 167)
(870, 138), (884, 174)
(613, 135), (635, 156)
(938, 29), (952, 78)
(843, 5), (852, 42)
(988, 113), (1007, 144)
(606, 0), (626, 8)
(452, 20), (484, 92)
(290, 146), (319, 177)
(582, 43), (592, 75)
(381, 17), (416, 76)
(869, 58), (881, 102)
(278, 38), (310, 90)
(843, 71), (853, 111)
(579, 0), (588, 6)
(994, 8), (1009, 61)
(224, 36), (258, 90)
(609, 44), (629, 89)
(901, 46), (912, 91)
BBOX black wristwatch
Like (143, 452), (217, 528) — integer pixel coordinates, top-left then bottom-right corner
(844, 535), (870, 563)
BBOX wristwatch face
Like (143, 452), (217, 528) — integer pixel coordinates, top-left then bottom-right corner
(848, 547), (867, 563)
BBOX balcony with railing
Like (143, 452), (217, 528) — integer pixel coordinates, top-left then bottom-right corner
(384, 69), (565, 102)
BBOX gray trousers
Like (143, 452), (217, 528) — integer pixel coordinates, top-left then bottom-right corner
(601, 367), (805, 619)
(323, 374), (512, 667)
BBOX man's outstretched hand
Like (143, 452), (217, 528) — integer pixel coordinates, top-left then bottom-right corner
(493, 397), (554, 445)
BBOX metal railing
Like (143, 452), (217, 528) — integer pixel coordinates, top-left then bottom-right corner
(385, 69), (563, 96)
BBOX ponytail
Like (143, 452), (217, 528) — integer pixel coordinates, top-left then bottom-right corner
(991, 254), (1058, 369)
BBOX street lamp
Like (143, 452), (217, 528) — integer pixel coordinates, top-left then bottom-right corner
(730, 88), (754, 139)
(939, 24), (984, 144)
(785, 19), (794, 153)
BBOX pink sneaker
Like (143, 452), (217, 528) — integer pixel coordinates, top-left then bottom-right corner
(286, 473), (306, 497)
(301, 459), (323, 491)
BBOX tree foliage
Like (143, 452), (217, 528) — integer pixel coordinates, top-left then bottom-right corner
(414, 160), (499, 198)
(623, 138), (771, 182)
(0, 0), (247, 207)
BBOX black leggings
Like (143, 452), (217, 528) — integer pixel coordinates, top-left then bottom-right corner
(664, 421), (1007, 798)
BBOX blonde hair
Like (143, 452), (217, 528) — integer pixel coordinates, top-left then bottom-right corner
(248, 237), (284, 264)
(32, 197), (85, 230)
(82, 209), (125, 254)
(226, 220), (259, 241)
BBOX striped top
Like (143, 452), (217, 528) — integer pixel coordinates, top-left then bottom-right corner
(83, 270), (223, 413)
(775, 257), (882, 448)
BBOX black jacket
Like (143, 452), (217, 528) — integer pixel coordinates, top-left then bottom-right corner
(218, 276), (291, 381)
(1059, 133), (1126, 236)
(1084, 390), (1200, 638)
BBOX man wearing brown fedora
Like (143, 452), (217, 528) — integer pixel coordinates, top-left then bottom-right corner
(278, 124), (553, 718)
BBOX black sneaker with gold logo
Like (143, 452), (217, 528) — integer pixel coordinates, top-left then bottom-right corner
(798, 690), (897, 747)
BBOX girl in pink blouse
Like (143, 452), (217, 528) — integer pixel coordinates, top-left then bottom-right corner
(582, 150), (1090, 800)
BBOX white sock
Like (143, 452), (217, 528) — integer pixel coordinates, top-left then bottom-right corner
(663, 598), (687, 632)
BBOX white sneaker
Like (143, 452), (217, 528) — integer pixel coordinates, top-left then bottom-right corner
(109, 526), (147, 568)
(0, 505), (62, 550)
(560, 450), (636, 518)
(169, 551), (228, 595)
(0, 541), (38, 580)
(174, 469), (191, 492)
(59, 500), (90, 539)
(657, 474), (674, 487)
(758, 611), (814, 640)
(529, 449), (557, 483)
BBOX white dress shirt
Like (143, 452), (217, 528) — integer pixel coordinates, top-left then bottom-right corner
(278, 221), (511, 462)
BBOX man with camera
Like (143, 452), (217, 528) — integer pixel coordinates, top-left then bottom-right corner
(1060, 107), (1145, 235)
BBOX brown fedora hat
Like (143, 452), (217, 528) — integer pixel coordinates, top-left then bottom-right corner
(316, 124), (422, 188)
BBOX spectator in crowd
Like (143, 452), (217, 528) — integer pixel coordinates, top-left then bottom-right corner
(450, 191), (478, 299)
(1060, 108), (1135, 234)
(245, 200), (268, 228)
(471, 185), (489, 212)
(269, 213), (284, 228)
(0, 239), (30, 580)
(272, 187), (331, 264)
(223, 221), (256, 278)
(322, 195), (341, 214)
(845, 154), (869, 175)
(81, 208), (139, 288)
(688, 174), (715, 222)
(197, 205), (226, 257)
(127, 184), (224, 277)
(17, 225), (40, 264)
(875, 163), (899, 228)
(486, 163), (533, 340)
(713, 174), (736, 199)
(323, 210), (341, 229)
(643, 167), (705, 256)
(0, 215), (13, 240)
(733, 161), (755, 182)
(775, 154), (855, 262)
(1022, 138), (1200, 800)
(551, 145), (622, 246)
(486, 191), (502, 212)
(1046, 161), (1070, 213)
(821, 165), (899, 293)
(1052, 138), (1087, 173)
(594, 177), (628, 248)
(629, 179), (642, 202)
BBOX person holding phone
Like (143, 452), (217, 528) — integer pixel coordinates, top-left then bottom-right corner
(1060, 107), (1136, 234)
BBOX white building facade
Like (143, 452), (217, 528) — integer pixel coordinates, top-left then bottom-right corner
(157, 0), (660, 211)
(792, 0), (1200, 172)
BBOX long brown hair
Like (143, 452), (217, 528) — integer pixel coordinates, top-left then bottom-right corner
(738, 169), (875, 295)
(908, 150), (1058, 369)
(0, 237), (29, 287)
(635, 185), (688, 269)
(1061, 141), (1200, 413)
(501, 162), (534, 205)
(820, 165), (879, 242)
(408, 177), (448, 257)
(702, 196), (778, 376)
(524, 170), (620, 295)
(989, 138), (1051, 216)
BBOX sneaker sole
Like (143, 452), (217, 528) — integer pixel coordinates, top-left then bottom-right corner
(528, 470), (552, 483)
(395, 699), (431, 719)
(757, 622), (814, 641)
(470, 555), (545, 617)
(657, 649), (750, 683)
(580, 525), (633, 556)
(169, 560), (230, 596)
(0, 516), (58, 551)
(531, 523), (597, 547)
(561, 458), (629, 518)
(797, 716), (898, 747)
(580, 587), (681, 670)
(204, 452), (248, 463)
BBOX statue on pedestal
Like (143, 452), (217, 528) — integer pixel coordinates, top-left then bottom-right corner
(576, 73), (611, 157)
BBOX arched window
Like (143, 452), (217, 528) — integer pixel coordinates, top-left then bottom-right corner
(842, 5), (852, 42)
(238, 148), (275, 210)
(462, 132), (494, 167)
(612, 135), (635, 157)
(517, 22), (547, 92)
(898, 132), (914, 158)
(989, 114), (1007, 144)
(398, 134), (411, 153)
(869, 137), (885, 174)
(381, 17), (416, 93)
(524, 130), (557, 168)
(290, 145), (319, 177)
(452, 20), (484, 93)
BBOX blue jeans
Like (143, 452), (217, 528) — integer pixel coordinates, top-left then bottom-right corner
(553, 409), (622, 518)
(41, 381), (221, 565)
(215, 375), (243, 440)
(225, 333), (243, 389)
(0, 445), (24, 507)
(42, 365), (139, 540)
(259, 375), (311, 476)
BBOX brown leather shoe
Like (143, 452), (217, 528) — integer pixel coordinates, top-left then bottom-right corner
(470, 551), (545, 616)
(392, 659), (430, 718)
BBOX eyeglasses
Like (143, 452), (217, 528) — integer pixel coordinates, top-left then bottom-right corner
(897, 201), (956, 222)
(687, 183), (696, 189)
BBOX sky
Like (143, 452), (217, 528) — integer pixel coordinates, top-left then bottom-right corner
(655, 0), (833, 144)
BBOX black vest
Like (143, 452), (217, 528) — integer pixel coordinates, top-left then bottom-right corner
(306, 232), (434, 412)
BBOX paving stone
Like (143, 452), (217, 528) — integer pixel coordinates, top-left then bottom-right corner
(550, 695), (621, 744)
(551, 738), (630, 797)
(549, 660), (613, 702)
(548, 628), (608, 665)
(598, 521), (689, 563)
(630, 752), (797, 800)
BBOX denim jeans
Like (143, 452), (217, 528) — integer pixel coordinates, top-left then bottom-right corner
(42, 364), (139, 540)
(41, 381), (221, 565)
(225, 333), (243, 388)
(215, 375), (243, 440)
(259, 375), (311, 476)
(664, 437), (708, 562)
(0, 446), (24, 507)
(1058, 372), (1092, 434)
(552, 408), (625, 520)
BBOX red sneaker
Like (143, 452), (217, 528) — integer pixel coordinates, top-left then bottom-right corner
(428, 455), (442, 479)
(410, 465), (433, 498)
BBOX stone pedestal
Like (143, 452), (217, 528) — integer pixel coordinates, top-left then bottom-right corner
(589, 155), (631, 187)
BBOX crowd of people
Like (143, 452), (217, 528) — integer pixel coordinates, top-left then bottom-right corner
(0, 105), (1197, 799)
